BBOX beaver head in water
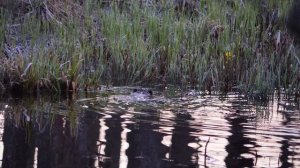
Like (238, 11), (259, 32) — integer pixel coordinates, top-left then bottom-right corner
(132, 89), (153, 96)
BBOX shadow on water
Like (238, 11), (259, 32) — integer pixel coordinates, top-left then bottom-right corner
(224, 94), (300, 168)
(167, 102), (198, 168)
(125, 108), (167, 168)
(101, 113), (122, 168)
(2, 110), (35, 168)
(224, 95), (256, 167)
(1, 95), (104, 168)
(0, 88), (300, 168)
(278, 97), (298, 168)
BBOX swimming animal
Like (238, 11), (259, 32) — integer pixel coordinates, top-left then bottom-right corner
(132, 89), (153, 96)
(128, 88), (153, 102)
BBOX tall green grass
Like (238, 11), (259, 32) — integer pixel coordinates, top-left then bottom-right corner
(0, 0), (298, 97)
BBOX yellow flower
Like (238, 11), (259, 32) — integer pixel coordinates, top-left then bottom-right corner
(224, 51), (233, 60)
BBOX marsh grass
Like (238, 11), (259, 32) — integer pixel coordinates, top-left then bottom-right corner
(0, 0), (299, 98)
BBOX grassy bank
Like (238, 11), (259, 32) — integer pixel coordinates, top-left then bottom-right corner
(0, 0), (299, 96)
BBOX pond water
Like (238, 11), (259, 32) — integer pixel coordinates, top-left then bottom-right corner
(0, 87), (299, 168)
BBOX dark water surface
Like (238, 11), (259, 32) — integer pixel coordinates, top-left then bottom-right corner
(0, 87), (300, 168)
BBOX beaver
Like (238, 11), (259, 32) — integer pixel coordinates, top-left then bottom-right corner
(132, 89), (153, 96)
(117, 88), (152, 102)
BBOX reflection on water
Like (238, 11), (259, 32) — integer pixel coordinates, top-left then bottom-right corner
(0, 87), (300, 168)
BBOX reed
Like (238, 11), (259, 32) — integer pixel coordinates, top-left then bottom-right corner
(0, 0), (298, 97)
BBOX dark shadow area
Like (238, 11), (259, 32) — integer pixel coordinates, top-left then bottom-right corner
(278, 101), (295, 168)
(225, 97), (256, 167)
(168, 110), (198, 168)
(279, 139), (293, 168)
(1, 101), (102, 168)
(2, 116), (35, 168)
(287, 0), (300, 40)
(126, 108), (168, 168)
(101, 113), (123, 168)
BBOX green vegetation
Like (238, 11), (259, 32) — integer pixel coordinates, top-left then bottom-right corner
(0, 0), (299, 97)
